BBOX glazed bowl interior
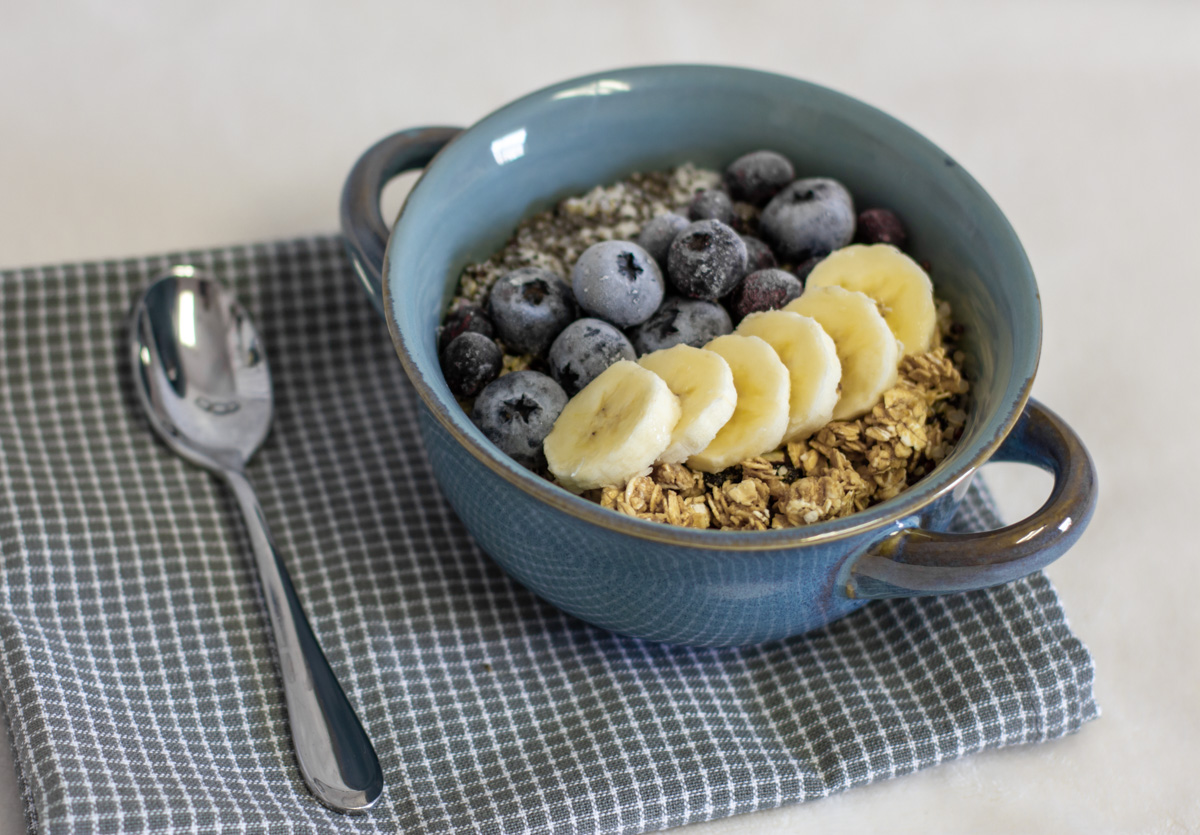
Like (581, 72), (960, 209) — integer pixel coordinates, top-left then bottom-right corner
(384, 65), (1039, 543)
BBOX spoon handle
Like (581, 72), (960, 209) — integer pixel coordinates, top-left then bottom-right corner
(222, 468), (384, 812)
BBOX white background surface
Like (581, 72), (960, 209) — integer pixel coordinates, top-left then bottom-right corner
(2, 1), (1198, 832)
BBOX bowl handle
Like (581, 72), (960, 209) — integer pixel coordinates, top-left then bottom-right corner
(846, 398), (1097, 600)
(340, 127), (463, 313)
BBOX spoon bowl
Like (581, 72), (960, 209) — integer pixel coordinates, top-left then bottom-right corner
(132, 266), (271, 470)
(130, 266), (384, 813)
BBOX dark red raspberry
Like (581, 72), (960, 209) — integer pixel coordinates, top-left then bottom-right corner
(727, 269), (804, 322)
(792, 255), (824, 282)
(438, 302), (494, 353)
(740, 235), (777, 274)
(854, 208), (908, 249)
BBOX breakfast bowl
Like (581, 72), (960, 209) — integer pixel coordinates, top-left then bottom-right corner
(340, 65), (1097, 647)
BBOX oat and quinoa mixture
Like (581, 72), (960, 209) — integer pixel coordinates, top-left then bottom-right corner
(447, 164), (970, 531)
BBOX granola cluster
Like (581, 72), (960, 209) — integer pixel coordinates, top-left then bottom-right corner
(586, 345), (969, 530)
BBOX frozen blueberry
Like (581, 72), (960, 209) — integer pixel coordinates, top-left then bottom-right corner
(636, 212), (689, 268)
(438, 302), (494, 353)
(724, 150), (795, 206)
(855, 207), (908, 249)
(472, 370), (568, 470)
(740, 235), (777, 274)
(628, 296), (732, 355)
(571, 240), (665, 328)
(440, 331), (502, 398)
(688, 189), (735, 225)
(666, 219), (748, 301)
(548, 318), (636, 395)
(727, 269), (804, 322)
(487, 267), (576, 356)
(760, 178), (856, 263)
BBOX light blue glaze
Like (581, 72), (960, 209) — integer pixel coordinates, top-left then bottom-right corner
(342, 66), (1096, 647)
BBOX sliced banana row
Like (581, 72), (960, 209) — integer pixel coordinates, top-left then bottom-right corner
(544, 244), (937, 491)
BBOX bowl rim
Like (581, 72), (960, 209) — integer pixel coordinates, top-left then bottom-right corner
(381, 63), (1040, 552)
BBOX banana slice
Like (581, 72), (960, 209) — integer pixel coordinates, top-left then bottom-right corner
(687, 334), (789, 473)
(544, 360), (681, 493)
(736, 309), (841, 441)
(785, 286), (900, 421)
(805, 243), (937, 354)
(638, 344), (737, 464)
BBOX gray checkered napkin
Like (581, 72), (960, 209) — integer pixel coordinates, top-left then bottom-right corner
(0, 237), (1097, 835)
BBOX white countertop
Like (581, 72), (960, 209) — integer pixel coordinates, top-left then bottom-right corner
(2, 1), (1197, 832)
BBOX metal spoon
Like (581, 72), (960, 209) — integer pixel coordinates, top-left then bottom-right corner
(129, 266), (384, 813)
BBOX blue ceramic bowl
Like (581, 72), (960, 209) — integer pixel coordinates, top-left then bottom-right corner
(341, 65), (1096, 647)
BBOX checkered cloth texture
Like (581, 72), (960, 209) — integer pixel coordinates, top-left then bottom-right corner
(0, 237), (1097, 835)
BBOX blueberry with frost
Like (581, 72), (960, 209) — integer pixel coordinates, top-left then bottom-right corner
(628, 296), (732, 354)
(724, 150), (795, 206)
(472, 371), (568, 469)
(548, 318), (636, 395)
(487, 266), (575, 356)
(636, 213), (689, 268)
(759, 178), (856, 263)
(687, 189), (735, 225)
(571, 240), (664, 328)
(440, 332), (502, 398)
(666, 219), (748, 301)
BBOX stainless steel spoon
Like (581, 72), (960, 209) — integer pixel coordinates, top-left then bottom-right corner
(129, 266), (384, 813)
